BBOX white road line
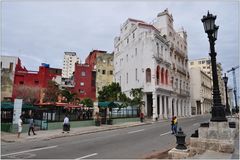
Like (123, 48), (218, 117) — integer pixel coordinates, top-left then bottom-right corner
(128, 129), (145, 134)
(160, 131), (171, 136)
(1, 145), (58, 157)
(75, 153), (98, 159)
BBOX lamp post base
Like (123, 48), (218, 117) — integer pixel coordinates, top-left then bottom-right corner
(210, 105), (227, 122)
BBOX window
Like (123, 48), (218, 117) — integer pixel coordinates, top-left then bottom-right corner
(161, 68), (164, 84)
(19, 81), (24, 85)
(135, 68), (138, 81)
(34, 80), (39, 85)
(161, 45), (163, 54)
(127, 38), (129, 44)
(202, 61), (205, 64)
(98, 69), (101, 72)
(133, 32), (135, 39)
(190, 62), (194, 65)
(175, 78), (178, 89)
(126, 54), (128, 62)
(156, 66), (160, 85)
(79, 90), (85, 94)
(9, 62), (13, 72)
(110, 70), (113, 75)
(102, 70), (106, 74)
(156, 43), (159, 56)
(203, 66), (206, 69)
(146, 68), (151, 83)
(165, 70), (168, 85)
(80, 82), (84, 86)
(135, 48), (137, 56)
(81, 71), (86, 76)
(207, 60), (211, 64)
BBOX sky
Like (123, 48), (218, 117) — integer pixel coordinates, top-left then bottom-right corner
(1, 0), (239, 93)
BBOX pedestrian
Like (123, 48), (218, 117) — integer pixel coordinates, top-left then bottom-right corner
(173, 116), (178, 134)
(171, 116), (175, 134)
(17, 115), (23, 138)
(28, 116), (36, 136)
(62, 115), (70, 133)
(140, 112), (144, 122)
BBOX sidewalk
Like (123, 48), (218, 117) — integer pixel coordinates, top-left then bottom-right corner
(1, 121), (153, 143)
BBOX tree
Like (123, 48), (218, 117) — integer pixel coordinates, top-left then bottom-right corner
(98, 82), (121, 101)
(81, 98), (93, 107)
(61, 89), (77, 103)
(15, 85), (40, 104)
(130, 88), (144, 110)
(43, 81), (61, 103)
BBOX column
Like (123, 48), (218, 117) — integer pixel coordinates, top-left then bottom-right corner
(164, 96), (167, 118)
(169, 97), (173, 118)
(159, 95), (163, 119)
(152, 91), (158, 121)
(178, 100), (181, 117)
(174, 99), (177, 117)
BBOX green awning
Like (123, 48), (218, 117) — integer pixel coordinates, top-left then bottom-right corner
(98, 102), (120, 108)
(1, 102), (38, 110)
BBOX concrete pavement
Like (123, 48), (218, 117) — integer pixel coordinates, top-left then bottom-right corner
(1, 121), (153, 143)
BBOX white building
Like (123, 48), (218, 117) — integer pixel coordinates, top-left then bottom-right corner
(62, 52), (79, 78)
(189, 67), (212, 115)
(189, 58), (226, 107)
(114, 9), (191, 121)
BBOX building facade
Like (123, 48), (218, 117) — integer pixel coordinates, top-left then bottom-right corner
(96, 53), (114, 98)
(189, 67), (212, 115)
(189, 58), (226, 106)
(0, 56), (20, 101)
(12, 62), (62, 102)
(62, 52), (79, 78)
(114, 9), (191, 121)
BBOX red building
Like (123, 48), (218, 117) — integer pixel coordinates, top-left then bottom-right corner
(12, 60), (62, 102)
(73, 50), (106, 100)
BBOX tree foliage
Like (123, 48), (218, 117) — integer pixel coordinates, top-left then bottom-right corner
(130, 88), (144, 107)
(98, 82), (121, 101)
(15, 85), (40, 104)
(81, 98), (93, 107)
(43, 81), (61, 103)
(61, 89), (77, 103)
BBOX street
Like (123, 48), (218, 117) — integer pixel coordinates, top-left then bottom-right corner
(1, 115), (210, 159)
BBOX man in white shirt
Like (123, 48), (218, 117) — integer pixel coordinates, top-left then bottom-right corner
(62, 115), (70, 133)
(17, 115), (23, 138)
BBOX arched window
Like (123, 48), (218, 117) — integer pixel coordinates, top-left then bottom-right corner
(161, 68), (164, 84)
(156, 66), (160, 85)
(146, 68), (151, 83)
(165, 70), (168, 85)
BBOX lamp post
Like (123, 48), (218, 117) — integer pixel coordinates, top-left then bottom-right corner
(223, 73), (231, 115)
(201, 11), (227, 122)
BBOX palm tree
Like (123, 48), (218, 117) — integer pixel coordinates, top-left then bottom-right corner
(61, 89), (77, 103)
(130, 88), (144, 113)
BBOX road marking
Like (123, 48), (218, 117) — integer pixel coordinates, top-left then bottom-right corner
(75, 153), (98, 159)
(128, 129), (145, 134)
(1, 145), (58, 157)
(160, 131), (171, 136)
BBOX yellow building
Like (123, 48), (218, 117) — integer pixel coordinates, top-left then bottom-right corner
(96, 52), (114, 98)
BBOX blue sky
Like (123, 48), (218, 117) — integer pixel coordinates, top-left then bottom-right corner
(1, 0), (239, 92)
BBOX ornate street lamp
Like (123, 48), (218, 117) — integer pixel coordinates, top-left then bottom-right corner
(223, 73), (231, 115)
(201, 11), (227, 122)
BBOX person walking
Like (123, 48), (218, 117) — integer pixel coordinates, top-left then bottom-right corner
(171, 116), (175, 134)
(140, 112), (144, 123)
(17, 115), (23, 138)
(62, 115), (70, 133)
(173, 116), (178, 134)
(28, 116), (36, 136)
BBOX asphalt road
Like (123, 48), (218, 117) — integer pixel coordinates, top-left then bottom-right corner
(1, 114), (211, 159)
